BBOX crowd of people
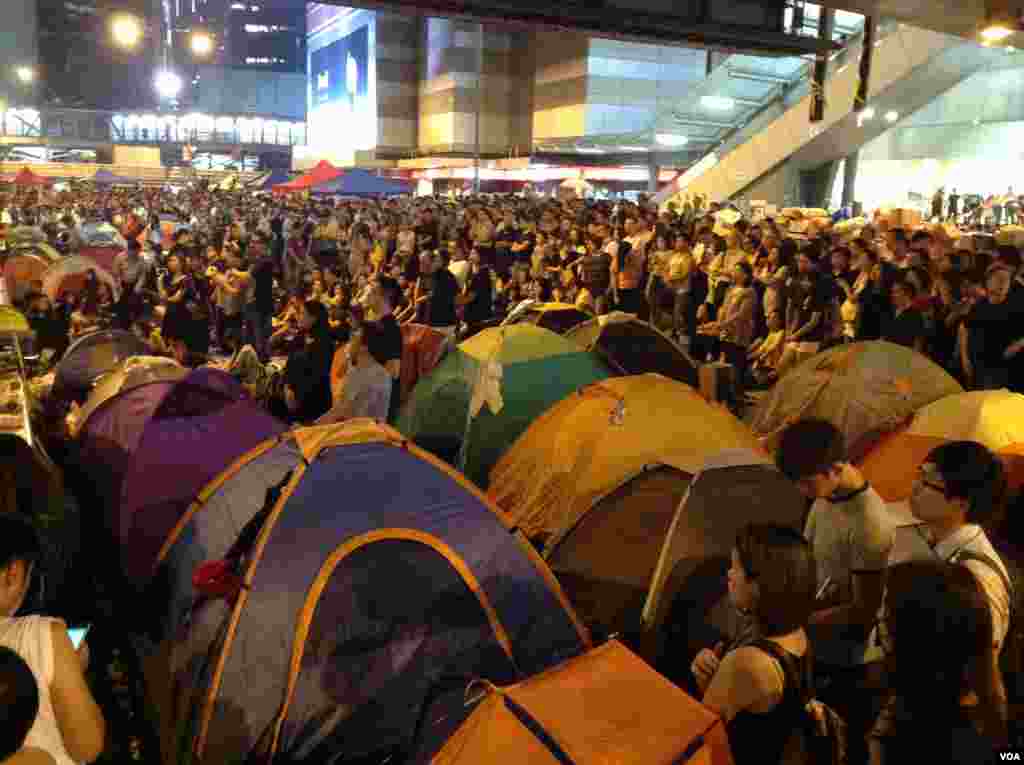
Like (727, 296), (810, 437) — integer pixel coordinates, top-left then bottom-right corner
(1, 181), (1022, 764)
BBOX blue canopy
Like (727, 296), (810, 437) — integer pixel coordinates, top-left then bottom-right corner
(94, 168), (134, 186)
(313, 168), (412, 197)
(259, 169), (292, 191)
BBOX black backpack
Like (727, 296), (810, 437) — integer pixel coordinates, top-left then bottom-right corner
(753, 640), (848, 765)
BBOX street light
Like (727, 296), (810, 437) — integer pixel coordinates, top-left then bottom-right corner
(111, 14), (144, 49)
(155, 70), (183, 100)
(15, 67), (34, 84)
(190, 31), (214, 57)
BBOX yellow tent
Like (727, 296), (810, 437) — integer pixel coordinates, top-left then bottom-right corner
(857, 389), (1024, 501)
(489, 374), (760, 555)
(431, 639), (734, 765)
(751, 341), (963, 455)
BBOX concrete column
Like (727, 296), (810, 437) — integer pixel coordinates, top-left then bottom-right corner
(842, 150), (859, 208)
(648, 157), (659, 193)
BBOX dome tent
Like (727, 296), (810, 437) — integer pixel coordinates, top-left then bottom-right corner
(501, 301), (592, 335)
(148, 420), (590, 765)
(396, 324), (611, 487)
(53, 329), (151, 402)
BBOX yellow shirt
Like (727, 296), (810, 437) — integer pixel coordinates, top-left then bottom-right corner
(667, 251), (694, 283)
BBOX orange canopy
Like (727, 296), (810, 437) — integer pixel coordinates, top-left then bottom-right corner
(431, 639), (734, 765)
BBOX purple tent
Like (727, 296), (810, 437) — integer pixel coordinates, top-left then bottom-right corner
(116, 368), (286, 580)
(54, 330), (151, 402)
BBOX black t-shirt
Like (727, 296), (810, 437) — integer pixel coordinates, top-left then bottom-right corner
(883, 307), (928, 349)
(250, 256), (275, 314)
(514, 231), (536, 263)
(368, 314), (403, 369)
(464, 267), (494, 325)
(967, 299), (1016, 365)
(415, 222), (439, 252)
(429, 268), (459, 327)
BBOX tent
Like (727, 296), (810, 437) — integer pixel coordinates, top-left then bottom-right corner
(395, 324), (612, 487)
(42, 255), (120, 303)
(257, 169), (292, 191)
(53, 329), (151, 401)
(424, 640), (733, 765)
(857, 389), (1024, 502)
(93, 168), (134, 187)
(272, 160), (342, 193)
(116, 368), (286, 579)
(501, 302), (593, 335)
(639, 450), (807, 682)
(150, 420), (590, 765)
(79, 222), (128, 249)
(13, 167), (51, 187)
(0, 305), (32, 336)
(565, 312), (699, 388)
(751, 341), (964, 456)
(70, 355), (186, 437)
(313, 168), (412, 197)
(2, 245), (62, 304)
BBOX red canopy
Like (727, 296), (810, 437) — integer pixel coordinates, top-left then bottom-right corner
(272, 160), (342, 193)
(13, 167), (51, 187)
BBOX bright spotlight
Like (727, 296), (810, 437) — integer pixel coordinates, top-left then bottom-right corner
(154, 70), (183, 100)
(981, 24), (1014, 42)
(15, 66), (34, 84)
(885, 110), (899, 122)
(111, 14), (143, 49)
(191, 32), (214, 56)
(655, 133), (689, 147)
(701, 95), (736, 111)
(861, 107), (876, 120)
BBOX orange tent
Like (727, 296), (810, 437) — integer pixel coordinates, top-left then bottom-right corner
(398, 323), (447, 406)
(272, 160), (341, 193)
(13, 167), (51, 187)
(429, 639), (734, 765)
(857, 389), (1024, 501)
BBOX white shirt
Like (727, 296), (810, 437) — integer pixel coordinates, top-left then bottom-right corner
(866, 522), (1010, 659)
(0, 616), (77, 765)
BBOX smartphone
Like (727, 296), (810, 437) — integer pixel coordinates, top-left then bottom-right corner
(68, 625), (91, 650)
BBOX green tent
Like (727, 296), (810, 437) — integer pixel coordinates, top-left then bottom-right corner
(395, 324), (612, 488)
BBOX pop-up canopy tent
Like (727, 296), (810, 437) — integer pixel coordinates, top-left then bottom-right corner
(258, 169), (292, 191)
(501, 302), (593, 335)
(13, 167), (52, 187)
(53, 329), (151, 402)
(565, 312), (699, 388)
(93, 168), (134, 187)
(273, 160), (342, 193)
(422, 640), (733, 765)
(751, 340), (964, 456)
(313, 168), (412, 197)
(151, 420), (589, 765)
(396, 324), (612, 487)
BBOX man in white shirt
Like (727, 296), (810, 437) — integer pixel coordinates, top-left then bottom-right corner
(868, 441), (1011, 659)
(317, 323), (393, 425)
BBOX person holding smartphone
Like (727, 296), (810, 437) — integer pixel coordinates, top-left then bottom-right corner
(0, 516), (106, 765)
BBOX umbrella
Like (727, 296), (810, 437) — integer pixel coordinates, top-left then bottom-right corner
(751, 341), (964, 456)
(565, 312), (699, 388)
(53, 329), (151, 401)
(42, 256), (120, 302)
(857, 390), (1024, 501)
(395, 324), (612, 487)
(2, 246), (62, 303)
(489, 373), (761, 555)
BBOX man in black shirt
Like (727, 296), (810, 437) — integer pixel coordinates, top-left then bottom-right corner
(242, 233), (276, 362)
(427, 251), (459, 338)
(882, 279), (928, 352)
(460, 248), (494, 338)
(415, 209), (439, 252)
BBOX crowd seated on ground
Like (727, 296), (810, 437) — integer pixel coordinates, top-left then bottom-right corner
(3, 182), (1024, 763)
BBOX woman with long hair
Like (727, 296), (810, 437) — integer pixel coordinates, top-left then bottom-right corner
(869, 560), (1008, 763)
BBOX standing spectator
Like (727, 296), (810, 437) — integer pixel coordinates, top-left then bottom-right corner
(882, 280), (928, 352)
(461, 247), (494, 339)
(776, 418), (895, 763)
(366, 275), (403, 420)
(425, 251), (459, 339)
(240, 234), (276, 362)
(279, 301), (336, 423)
(961, 266), (1019, 389)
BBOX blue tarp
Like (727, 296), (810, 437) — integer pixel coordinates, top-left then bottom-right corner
(312, 168), (412, 197)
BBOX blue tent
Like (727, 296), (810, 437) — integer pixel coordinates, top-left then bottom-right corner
(94, 168), (134, 186)
(313, 168), (412, 197)
(259, 169), (292, 191)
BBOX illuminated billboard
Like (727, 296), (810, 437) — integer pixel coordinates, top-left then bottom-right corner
(304, 7), (377, 167)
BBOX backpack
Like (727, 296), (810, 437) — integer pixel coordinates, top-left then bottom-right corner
(753, 639), (848, 765)
(949, 548), (1024, 704)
